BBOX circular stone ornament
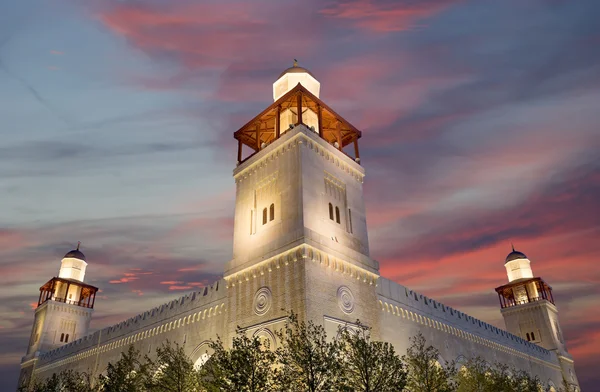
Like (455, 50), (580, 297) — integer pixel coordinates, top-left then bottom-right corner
(337, 286), (355, 314)
(253, 287), (272, 316)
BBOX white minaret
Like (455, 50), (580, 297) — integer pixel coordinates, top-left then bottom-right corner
(495, 247), (579, 389)
(20, 244), (98, 385)
(225, 62), (380, 341)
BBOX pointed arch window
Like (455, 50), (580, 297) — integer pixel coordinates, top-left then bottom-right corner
(263, 208), (267, 225)
(60, 333), (65, 342)
(348, 209), (353, 233)
(526, 333), (531, 341)
(269, 203), (275, 221)
(329, 203), (334, 220)
(65, 334), (69, 343)
(335, 206), (340, 224)
(531, 332), (536, 341)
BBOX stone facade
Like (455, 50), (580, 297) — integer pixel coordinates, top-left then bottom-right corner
(20, 68), (579, 392)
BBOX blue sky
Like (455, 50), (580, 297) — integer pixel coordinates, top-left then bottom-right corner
(1, 0), (599, 390)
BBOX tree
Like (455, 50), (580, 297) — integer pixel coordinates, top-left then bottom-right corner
(455, 357), (492, 392)
(403, 333), (455, 392)
(27, 369), (98, 392)
(146, 340), (201, 392)
(485, 362), (517, 392)
(101, 345), (149, 392)
(274, 312), (344, 392)
(199, 329), (276, 392)
(511, 369), (542, 392)
(337, 321), (406, 392)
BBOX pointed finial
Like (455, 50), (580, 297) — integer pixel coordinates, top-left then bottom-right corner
(77, 241), (81, 251)
(293, 59), (298, 67)
(511, 243), (515, 252)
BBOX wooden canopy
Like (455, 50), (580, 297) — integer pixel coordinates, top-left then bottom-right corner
(495, 277), (554, 309)
(233, 83), (362, 163)
(38, 277), (99, 309)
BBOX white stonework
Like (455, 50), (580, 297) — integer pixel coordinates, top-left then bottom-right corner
(20, 68), (580, 392)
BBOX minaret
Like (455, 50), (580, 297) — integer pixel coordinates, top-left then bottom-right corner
(20, 244), (98, 384)
(495, 247), (579, 388)
(225, 61), (379, 341)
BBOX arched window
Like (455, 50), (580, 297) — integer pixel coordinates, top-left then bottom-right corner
(269, 203), (275, 221)
(65, 334), (69, 343)
(531, 332), (536, 341)
(348, 209), (353, 233)
(60, 333), (65, 342)
(335, 206), (340, 224)
(526, 333), (531, 341)
(262, 208), (267, 225)
(329, 203), (334, 220)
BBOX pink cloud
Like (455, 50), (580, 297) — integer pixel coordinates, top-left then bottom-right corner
(168, 285), (192, 291)
(320, 0), (460, 32)
(160, 280), (183, 285)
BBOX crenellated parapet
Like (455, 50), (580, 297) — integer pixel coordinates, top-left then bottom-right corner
(377, 278), (556, 366)
(35, 280), (227, 371)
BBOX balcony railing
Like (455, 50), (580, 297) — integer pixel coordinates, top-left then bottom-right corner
(500, 296), (546, 309)
(40, 297), (94, 309)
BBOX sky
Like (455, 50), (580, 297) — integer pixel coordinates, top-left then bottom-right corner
(0, 0), (599, 390)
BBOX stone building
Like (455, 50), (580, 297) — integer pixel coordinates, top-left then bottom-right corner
(19, 63), (579, 391)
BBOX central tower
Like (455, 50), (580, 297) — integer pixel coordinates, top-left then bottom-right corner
(224, 62), (380, 341)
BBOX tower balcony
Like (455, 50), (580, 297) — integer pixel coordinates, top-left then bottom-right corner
(37, 277), (99, 310)
(495, 277), (554, 309)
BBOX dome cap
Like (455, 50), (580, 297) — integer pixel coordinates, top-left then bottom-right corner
(278, 59), (315, 79)
(505, 245), (527, 263)
(64, 242), (86, 261)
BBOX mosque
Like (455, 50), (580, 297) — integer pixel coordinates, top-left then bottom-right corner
(19, 63), (579, 391)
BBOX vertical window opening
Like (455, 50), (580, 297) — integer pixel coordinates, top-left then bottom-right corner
(531, 332), (536, 341)
(526, 333), (531, 341)
(65, 334), (69, 343)
(348, 209), (353, 233)
(269, 203), (275, 221)
(250, 210), (253, 235)
(262, 208), (267, 225)
(329, 203), (334, 220)
(60, 333), (64, 342)
(335, 207), (340, 224)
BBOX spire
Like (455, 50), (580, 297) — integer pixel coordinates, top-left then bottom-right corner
(293, 58), (298, 67)
(77, 241), (81, 251)
(511, 242), (515, 252)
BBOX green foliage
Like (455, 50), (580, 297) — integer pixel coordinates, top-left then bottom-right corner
(199, 328), (276, 392)
(101, 345), (149, 392)
(403, 333), (455, 392)
(27, 369), (99, 392)
(337, 321), (406, 392)
(274, 312), (344, 392)
(455, 357), (492, 392)
(146, 340), (201, 392)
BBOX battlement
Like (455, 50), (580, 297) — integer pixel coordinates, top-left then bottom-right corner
(376, 277), (553, 362)
(37, 280), (226, 365)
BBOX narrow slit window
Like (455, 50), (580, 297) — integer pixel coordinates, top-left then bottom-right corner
(250, 210), (253, 234)
(269, 203), (275, 221)
(531, 332), (536, 341)
(65, 334), (69, 343)
(348, 209), (353, 233)
(60, 333), (64, 342)
(329, 203), (334, 220)
(335, 206), (340, 224)
(262, 208), (267, 225)
(526, 333), (531, 341)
